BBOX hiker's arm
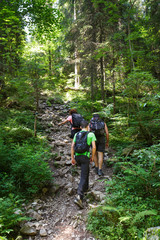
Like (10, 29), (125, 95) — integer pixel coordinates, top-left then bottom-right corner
(58, 119), (68, 126)
(71, 141), (76, 165)
(91, 141), (96, 162)
(105, 123), (109, 148)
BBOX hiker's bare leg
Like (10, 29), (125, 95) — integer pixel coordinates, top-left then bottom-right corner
(94, 152), (98, 168)
(98, 152), (103, 169)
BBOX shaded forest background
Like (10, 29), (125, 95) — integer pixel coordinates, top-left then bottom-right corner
(0, 0), (160, 239)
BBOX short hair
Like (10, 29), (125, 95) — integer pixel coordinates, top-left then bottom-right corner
(80, 120), (88, 128)
(93, 113), (99, 117)
(69, 109), (77, 115)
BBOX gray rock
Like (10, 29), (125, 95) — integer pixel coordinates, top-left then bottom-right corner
(90, 190), (105, 201)
(66, 160), (72, 165)
(32, 211), (42, 221)
(40, 228), (47, 237)
(55, 155), (61, 161)
(56, 142), (66, 147)
(144, 226), (160, 240)
(49, 142), (55, 148)
(54, 160), (66, 167)
(14, 209), (23, 215)
(20, 225), (37, 236)
(50, 184), (61, 195)
(67, 187), (75, 196)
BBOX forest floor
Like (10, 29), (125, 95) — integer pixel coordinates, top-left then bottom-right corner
(22, 97), (114, 240)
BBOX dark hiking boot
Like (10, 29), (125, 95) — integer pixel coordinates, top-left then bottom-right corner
(98, 169), (104, 176)
(95, 167), (98, 174)
(74, 195), (84, 209)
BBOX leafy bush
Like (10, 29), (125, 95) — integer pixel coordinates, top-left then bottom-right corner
(88, 205), (158, 240)
(88, 144), (160, 239)
(0, 104), (53, 199)
(13, 110), (35, 128)
(121, 72), (160, 145)
(0, 195), (27, 236)
(69, 97), (105, 120)
(0, 173), (16, 196)
(47, 96), (64, 105)
(0, 108), (9, 123)
(11, 144), (52, 196)
(0, 139), (52, 197)
(5, 127), (33, 144)
(0, 105), (54, 238)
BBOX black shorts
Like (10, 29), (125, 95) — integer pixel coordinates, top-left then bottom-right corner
(70, 129), (81, 139)
(96, 135), (105, 152)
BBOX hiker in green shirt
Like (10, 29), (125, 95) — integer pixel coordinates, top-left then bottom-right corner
(71, 120), (96, 208)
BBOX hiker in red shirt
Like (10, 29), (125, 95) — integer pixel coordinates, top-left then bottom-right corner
(58, 109), (83, 139)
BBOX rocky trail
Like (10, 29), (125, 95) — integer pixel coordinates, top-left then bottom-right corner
(20, 98), (114, 240)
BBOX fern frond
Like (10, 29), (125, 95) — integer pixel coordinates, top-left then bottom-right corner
(119, 216), (131, 223)
(103, 205), (120, 213)
(132, 210), (157, 225)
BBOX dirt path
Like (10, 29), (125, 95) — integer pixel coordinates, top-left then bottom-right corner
(22, 98), (113, 240)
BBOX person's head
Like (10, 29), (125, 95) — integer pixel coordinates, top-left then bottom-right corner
(80, 120), (89, 129)
(69, 109), (77, 115)
(93, 113), (99, 118)
(93, 113), (99, 120)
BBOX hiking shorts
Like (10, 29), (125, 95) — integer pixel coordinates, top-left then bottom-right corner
(96, 135), (105, 152)
(70, 129), (81, 139)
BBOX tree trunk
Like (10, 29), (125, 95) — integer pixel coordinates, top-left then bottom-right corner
(128, 21), (135, 69)
(112, 68), (116, 115)
(112, 53), (116, 114)
(74, 51), (80, 89)
(90, 12), (97, 101)
(48, 45), (52, 78)
(90, 61), (94, 101)
(34, 113), (37, 137)
(74, 0), (80, 89)
(100, 57), (105, 103)
(99, 17), (105, 104)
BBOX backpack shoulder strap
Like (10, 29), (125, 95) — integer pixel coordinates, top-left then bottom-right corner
(76, 131), (89, 140)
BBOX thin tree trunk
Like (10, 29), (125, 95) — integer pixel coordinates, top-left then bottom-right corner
(90, 58), (97, 101)
(48, 45), (52, 78)
(74, 50), (80, 88)
(100, 57), (105, 103)
(34, 113), (37, 137)
(128, 21), (135, 69)
(74, 0), (80, 89)
(34, 72), (39, 137)
(112, 68), (116, 114)
(90, 10), (97, 101)
(112, 49), (116, 114)
(90, 62), (94, 101)
(100, 21), (105, 104)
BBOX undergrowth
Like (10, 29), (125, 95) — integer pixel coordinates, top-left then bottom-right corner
(0, 108), (53, 238)
(87, 144), (160, 239)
